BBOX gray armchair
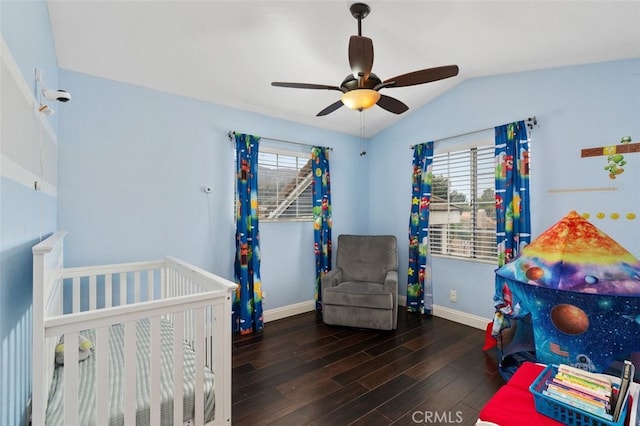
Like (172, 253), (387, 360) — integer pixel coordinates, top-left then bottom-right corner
(322, 235), (398, 330)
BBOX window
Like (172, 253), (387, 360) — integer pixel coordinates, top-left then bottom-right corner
(242, 147), (313, 222)
(428, 144), (496, 261)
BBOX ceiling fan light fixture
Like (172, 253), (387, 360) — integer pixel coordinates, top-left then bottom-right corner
(341, 89), (380, 111)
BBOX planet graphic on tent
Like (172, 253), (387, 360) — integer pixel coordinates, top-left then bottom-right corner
(494, 210), (640, 374)
(549, 304), (589, 335)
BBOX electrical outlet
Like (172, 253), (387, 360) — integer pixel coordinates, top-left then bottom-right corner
(449, 289), (458, 303)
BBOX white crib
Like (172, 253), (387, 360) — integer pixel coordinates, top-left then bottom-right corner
(31, 232), (236, 426)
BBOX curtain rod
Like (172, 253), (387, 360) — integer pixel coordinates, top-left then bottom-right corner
(228, 131), (333, 150)
(409, 116), (537, 149)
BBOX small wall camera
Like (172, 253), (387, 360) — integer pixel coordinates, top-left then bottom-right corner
(43, 89), (71, 103)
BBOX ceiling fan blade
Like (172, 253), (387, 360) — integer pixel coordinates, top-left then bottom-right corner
(317, 100), (344, 116)
(376, 94), (409, 115)
(383, 65), (459, 88)
(348, 35), (374, 82)
(271, 82), (344, 92)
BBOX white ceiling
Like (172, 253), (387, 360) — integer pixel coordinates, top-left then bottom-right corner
(47, 1), (640, 137)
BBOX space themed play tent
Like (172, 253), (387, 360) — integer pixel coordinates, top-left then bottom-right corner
(493, 211), (640, 375)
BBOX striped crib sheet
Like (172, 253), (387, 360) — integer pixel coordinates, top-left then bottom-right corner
(45, 319), (215, 425)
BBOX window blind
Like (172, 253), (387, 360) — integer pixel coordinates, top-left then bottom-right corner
(429, 145), (496, 261)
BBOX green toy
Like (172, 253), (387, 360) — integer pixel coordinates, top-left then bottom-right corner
(604, 153), (626, 179)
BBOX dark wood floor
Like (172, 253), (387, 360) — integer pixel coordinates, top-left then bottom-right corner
(231, 310), (505, 425)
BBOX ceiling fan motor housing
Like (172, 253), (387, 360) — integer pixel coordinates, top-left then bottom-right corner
(341, 73), (381, 91)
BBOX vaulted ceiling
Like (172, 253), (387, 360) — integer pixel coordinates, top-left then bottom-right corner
(47, 1), (640, 137)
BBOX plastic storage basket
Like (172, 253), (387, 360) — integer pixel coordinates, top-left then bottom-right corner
(529, 365), (628, 426)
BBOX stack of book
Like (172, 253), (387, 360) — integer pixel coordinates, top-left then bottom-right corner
(541, 361), (634, 423)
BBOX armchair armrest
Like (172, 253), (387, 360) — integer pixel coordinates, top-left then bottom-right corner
(322, 268), (343, 289)
(383, 270), (398, 294)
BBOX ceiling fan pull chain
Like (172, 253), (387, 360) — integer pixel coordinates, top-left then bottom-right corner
(360, 111), (367, 156)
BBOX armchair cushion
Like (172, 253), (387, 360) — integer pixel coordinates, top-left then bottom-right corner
(336, 235), (398, 283)
(323, 282), (392, 309)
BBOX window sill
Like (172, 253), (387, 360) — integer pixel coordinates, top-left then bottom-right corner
(429, 253), (496, 266)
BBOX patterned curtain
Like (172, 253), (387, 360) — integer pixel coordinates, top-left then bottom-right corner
(492, 121), (532, 361)
(494, 121), (531, 268)
(407, 142), (434, 314)
(311, 146), (332, 313)
(233, 133), (264, 335)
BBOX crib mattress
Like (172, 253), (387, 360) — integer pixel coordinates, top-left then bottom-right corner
(45, 319), (215, 426)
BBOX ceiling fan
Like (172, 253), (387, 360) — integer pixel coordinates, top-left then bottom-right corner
(271, 2), (459, 116)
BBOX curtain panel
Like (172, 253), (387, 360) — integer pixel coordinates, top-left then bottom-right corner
(494, 121), (531, 268)
(311, 146), (332, 313)
(492, 121), (533, 366)
(407, 142), (435, 314)
(233, 133), (264, 335)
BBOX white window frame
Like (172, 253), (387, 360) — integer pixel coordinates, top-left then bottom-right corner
(428, 142), (496, 262)
(235, 146), (314, 222)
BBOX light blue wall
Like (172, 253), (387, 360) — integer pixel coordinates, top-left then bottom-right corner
(1, 0), (59, 131)
(368, 58), (640, 319)
(0, 2), (58, 425)
(58, 59), (640, 321)
(57, 70), (366, 308)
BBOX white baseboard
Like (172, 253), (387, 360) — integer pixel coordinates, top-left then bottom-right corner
(263, 299), (315, 323)
(264, 297), (491, 331)
(400, 294), (490, 330)
(431, 305), (491, 330)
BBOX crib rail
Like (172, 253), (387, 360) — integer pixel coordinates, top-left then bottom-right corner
(44, 291), (225, 334)
(60, 257), (233, 311)
(33, 233), (236, 426)
(62, 260), (165, 312)
(32, 232), (67, 426)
